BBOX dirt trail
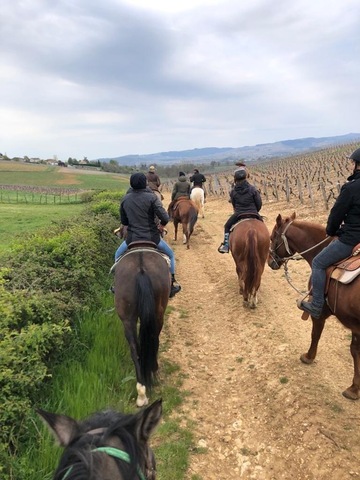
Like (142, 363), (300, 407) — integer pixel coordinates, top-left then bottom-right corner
(162, 193), (360, 480)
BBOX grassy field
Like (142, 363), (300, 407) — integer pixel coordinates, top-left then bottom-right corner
(0, 161), (131, 253)
(0, 161), (129, 191)
(0, 203), (85, 254)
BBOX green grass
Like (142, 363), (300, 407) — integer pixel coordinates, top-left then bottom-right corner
(0, 161), (129, 191)
(20, 298), (192, 480)
(0, 203), (85, 254)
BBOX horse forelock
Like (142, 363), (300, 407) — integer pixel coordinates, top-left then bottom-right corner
(55, 411), (142, 480)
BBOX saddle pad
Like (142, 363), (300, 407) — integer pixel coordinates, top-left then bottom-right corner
(330, 256), (360, 284)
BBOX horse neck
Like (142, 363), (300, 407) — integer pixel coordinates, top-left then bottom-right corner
(288, 221), (327, 265)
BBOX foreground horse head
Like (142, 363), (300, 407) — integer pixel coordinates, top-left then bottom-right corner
(169, 198), (198, 249)
(268, 212), (360, 400)
(37, 399), (162, 480)
(114, 247), (171, 406)
(229, 217), (270, 308)
(190, 188), (205, 218)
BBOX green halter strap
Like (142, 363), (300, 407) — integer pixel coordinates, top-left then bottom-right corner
(61, 446), (146, 480)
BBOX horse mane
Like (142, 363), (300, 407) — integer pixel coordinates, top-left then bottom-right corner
(54, 411), (140, 480)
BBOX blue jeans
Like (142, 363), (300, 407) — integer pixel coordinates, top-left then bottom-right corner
(115, 238), (176, 275)
(311, 239), (353, 307)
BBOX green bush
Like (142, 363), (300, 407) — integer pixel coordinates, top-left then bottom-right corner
(0, 193), (123, 478)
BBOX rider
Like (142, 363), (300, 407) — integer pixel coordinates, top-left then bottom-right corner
(145, 165), (162, 202)
(218, 169), (262, 254)
(115, 173), (181, 298)
(298, 147), (360, 318)
(190, 168), (206, 199)
(168, 172), (191, 214)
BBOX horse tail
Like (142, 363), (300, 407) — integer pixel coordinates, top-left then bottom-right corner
(135, 267), (158, 390)
(188, 206), (198, 235)
(244, 229), (260, 298)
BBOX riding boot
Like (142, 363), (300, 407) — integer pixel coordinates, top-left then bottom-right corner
(218, 233), (230, 254)
(170, 274), (181, 298)
(298, 300), (323, 319)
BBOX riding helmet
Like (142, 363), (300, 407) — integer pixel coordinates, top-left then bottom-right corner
(348, 148), (360, 162)
(234, 169), (247, 181)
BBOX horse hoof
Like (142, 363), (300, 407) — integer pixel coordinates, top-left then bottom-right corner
(342, 388), (359, 400)
(300, 354), (314, 365)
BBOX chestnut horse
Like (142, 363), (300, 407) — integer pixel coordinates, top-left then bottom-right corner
(37, 399), (162, 480)
(114, 245), (171, 406)
(268, 211), (360, 400)
(168, 198), (198, 249)
(229, 216), (270, 308)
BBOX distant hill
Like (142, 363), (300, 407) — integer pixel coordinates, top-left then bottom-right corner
(96, 133), (360, 166)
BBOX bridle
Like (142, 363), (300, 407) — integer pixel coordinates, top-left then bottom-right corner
(269, 220), (296, 267)
(61, 445), (149, 480)
(269, 220), (330, 295)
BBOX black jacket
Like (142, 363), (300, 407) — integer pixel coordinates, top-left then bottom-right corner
(230, 181), (262, 215)
(120, 188), (169, 244)
(326, 170), (360, 245)
(190, 172), (206, 187)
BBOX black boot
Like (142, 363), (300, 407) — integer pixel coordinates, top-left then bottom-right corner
(218, 233), (230, 254)
(170, 275), (181, 298)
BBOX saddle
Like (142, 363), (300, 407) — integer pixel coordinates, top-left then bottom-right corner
(229, 213), (263, 232)
(128, 240), (157, 250)
(327, 242), (360, 287)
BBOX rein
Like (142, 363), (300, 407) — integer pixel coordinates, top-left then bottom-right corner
(270, 220), (330, 295)
(61, 446), (146, 480)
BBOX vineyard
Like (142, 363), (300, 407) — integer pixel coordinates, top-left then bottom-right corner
(162, 142), (359, 211)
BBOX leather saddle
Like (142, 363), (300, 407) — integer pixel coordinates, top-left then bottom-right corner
(326, 242), (360, 288)
(128, 240), (157, 250)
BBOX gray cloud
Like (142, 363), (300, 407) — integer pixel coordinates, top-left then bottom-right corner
(1, 0), (359, 159)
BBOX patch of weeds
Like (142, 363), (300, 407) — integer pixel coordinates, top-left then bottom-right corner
(279, 376), (289, 384)
(236, 357), (244, 363)
(179, 309), (189, 319)
(330, 403), (344, 414)
(192, 446), (208, 454)
(191, 475), (203, 480)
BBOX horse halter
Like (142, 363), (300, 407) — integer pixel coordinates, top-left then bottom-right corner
(61, 446), (148, 480)
(269, 220), (295, 267)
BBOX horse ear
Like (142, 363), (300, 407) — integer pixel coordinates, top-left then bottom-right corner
(275, 214), (282, 227)
(291, 212), (296, 220)
(134, 399), (162, 442)
(36, 409), (80, 447)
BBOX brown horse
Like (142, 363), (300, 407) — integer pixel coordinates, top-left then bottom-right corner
(114, 245), (171, 406)
(229, 217), (270, 308)
(168, 198), (198, 249)
(37, 399), (162, 480)
(268, 211), (360, 399)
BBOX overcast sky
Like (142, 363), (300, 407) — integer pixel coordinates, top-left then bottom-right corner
(1, 0), (359, 160)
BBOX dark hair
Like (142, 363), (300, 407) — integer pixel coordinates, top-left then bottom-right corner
(179, 171), (186, 177)
(234, 169), (247, 182)
(349, 148), (360, 163)
(130, 173), (147, 189)
(193, 169), (199, 173)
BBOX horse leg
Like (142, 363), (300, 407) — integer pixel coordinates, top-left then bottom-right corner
(173, 220), (179, 241)
(342, 332), (360, 400)
(300, 315), (326, 365)
(123, 320), (149, 407)
(182, 222), (188, 246)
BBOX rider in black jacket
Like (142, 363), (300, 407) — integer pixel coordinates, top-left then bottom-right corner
(115, 173), (181, 298)
(298, 147), (360, 318)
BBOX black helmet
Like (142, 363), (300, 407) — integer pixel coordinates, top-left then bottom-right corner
(234, 168), (247, 181)
(348, 148), (360, 162)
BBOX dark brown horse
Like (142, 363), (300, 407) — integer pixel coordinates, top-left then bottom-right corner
(168, 198), (198, 249)
(114, 245), (171, 406)
(268, 211), (360, 399)
(229, 217), (270, 308)
(37, 399), (162, 480)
